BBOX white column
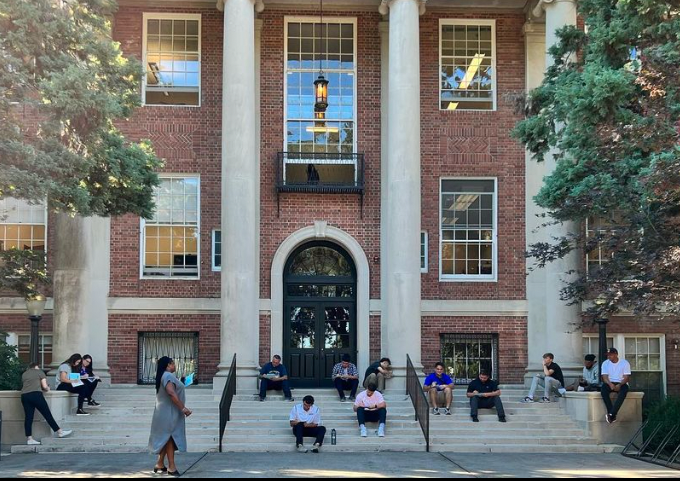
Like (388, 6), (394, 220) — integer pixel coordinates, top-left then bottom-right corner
(379, 20), (389, 356)
(51, 215), (111, 384)
(216, 0), (260, 390)
(524, 22), (548, 384)
(381, 0), (423, 387)
(526, 0), (583, 381)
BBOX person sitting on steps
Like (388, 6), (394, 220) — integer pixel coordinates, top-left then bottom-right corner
(467, 369), (506, 423)
(423, 362), (454, 415)
(259, 355), (294, 402)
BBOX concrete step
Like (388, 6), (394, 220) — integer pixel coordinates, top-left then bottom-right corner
(429, 443), (624, 454)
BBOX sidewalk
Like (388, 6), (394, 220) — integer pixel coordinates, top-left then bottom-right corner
(0, 453), (676, 478)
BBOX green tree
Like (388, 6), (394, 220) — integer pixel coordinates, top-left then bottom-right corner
(0, 331), (24, 390)
(0, 0), (161, 217)
(514, 0), (680, 319)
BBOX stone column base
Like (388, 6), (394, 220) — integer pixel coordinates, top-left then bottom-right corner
(559, 391), (644, 445)
(213, 365), (260, 396)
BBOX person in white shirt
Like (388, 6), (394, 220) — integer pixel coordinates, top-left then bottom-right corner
(353, 383), (387, 437)
(289, 395), (326, 453)
(600, 347), (632, 424)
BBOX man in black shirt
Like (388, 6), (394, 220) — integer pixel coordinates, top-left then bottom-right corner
(363, 358), (392, 393)
(467, 370), (506, 422)
(522, 353), (566, 403)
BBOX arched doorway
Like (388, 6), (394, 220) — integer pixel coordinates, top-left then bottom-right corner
(283, 241), (357, 388)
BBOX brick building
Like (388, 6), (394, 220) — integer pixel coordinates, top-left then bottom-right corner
(1, 0), (677, 402)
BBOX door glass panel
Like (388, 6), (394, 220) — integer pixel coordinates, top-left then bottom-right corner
(290, 307), (315, 348)
(287, 284), (354, 298)
(324, 306), (351, 348)
(288, 246), (353, 276)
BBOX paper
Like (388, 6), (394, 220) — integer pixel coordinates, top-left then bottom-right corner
(184, 372), (195, 387)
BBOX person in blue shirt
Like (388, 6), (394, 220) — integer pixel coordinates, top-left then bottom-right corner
(423, 362), (454, 415)
(259, 355), (294, 402)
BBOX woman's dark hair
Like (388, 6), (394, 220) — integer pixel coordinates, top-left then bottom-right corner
(82, 355), (94, 376)
(379, 357), (391, 365)
(155, 357), (174, 393)
(63, 354), (82, 370)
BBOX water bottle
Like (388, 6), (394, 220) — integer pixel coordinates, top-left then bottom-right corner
(331, 428), (337, 445)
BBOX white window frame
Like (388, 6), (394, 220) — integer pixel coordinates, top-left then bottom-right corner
(12, 332), (53, 368)
(421, 231), (428, 273)
(142, 13), (202, 108)
(0, 198), (48, 254)
(140, 174), (201, 280)
(212, 229), (221, 272)
(283, 16), (359, 158)
(439, 177), (498, 282)
(582, 333), (667, 396)
(439, 19), (497, 112)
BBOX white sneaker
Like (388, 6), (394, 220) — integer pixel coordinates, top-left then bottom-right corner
(27, 439), (41, 446)
(296, 444), (308, 453)
(377, 424), (385, 437)
(57, 430), (73, 439)
(557, 388), (567, 396)
(360, 425), (367, 437)
(311, 443), (320, 453)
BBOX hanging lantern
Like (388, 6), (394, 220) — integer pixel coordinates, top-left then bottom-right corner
(314, 74), (329, 112)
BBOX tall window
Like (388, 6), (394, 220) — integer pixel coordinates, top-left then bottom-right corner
(212, 230), (221, 272)
(284, 19), (356, 183)
(143, 14), (201, 106)
(0, 198), (46, 252)
(440, 179), (496, 280)
(440, 20), (496, 111)
(585, 216), (617, 276)
(421, 231), (428, 273)
(142, 177), (199, 278)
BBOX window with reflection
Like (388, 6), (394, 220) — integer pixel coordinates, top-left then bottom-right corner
(290, 306), (316, 348)
(440, 179), (496, 280)
(288, 246), (353, 277)
(440, 20), (495, 111)
(0, 198), (46, 252)
(144, 15), (201, 106)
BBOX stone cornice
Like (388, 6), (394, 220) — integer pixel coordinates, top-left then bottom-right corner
(379, 0), (427, 16)
(216, 0), (264, 13)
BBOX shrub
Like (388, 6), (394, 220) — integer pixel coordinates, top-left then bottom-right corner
(643, 397), (680, 461)
(0, 332), (25, 391)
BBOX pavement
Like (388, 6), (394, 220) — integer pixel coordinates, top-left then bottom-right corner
(0, 452), (677, 478)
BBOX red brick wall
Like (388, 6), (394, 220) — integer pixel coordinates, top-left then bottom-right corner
(422, 316), (528, 383)
(584, 316), (680, 396)
(110, 5), (223, 298)
(0, 314), (53, 337)
(420, 11), (526, 301)
(370, 314), (381, 362)
(108, 314), (220, 384)
(260, 312), (272, 366)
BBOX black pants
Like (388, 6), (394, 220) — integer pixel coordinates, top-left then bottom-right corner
(292, 424), (326, 446)
(334, 378), (359, 399)
(21, 392), (60, 437)
(57, 382), (93, 410)
(87, 379), (100, 401)
(601, 382), (630, 416)
(357, 407), (387, 425)
(470, 396), (506, 418)
(259, 379), (292, 399)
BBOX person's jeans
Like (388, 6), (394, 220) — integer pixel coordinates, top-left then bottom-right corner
(363, 373), (386, 392)
(601, 382), (630, 416)
(470, 396), (506, 418)
(21, 392), (60, 437)
(259, 379), (292, 399)
(292, 424), (326, 446)
(528, 375), (562, 399)
(356, 407), (387, 426)
(57, 382), (94, 410)
(334, 378), (359, 399)
(87, 379), (100, 401)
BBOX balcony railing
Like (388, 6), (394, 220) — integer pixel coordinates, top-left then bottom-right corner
(275, 152), (365, 216)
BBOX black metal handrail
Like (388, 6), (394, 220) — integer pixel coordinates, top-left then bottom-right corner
(218, 354), (237, 453)
(406, 354), (430, 452)
(275, 152), (365, 193)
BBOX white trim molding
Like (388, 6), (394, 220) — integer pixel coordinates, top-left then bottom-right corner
(270, 224), (370, 375)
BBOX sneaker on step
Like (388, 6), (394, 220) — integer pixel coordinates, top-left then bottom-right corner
(27, 439), (41, 445)
(349, 396), (356, 402)
(499, 417), (507, 423)
(521, 397), (534, 403)
(432, 408), (440, 415)
(360, 425), (367, 437)
(611, 414), (617, 423)
(471, 416), (479, 423)
(539, 397), (551, 403)
(444, 408), (451, 416)
(377, 424), (385, 437)
(57, 430), (73, 438)
(76, 409), (90, 416)
(286, 398), (295, 403)
(605, 413), (612, 424)
(557, 388), (567, 396)
(87, 400), (101, 407)
(296, 444), (308, 453)
(340, 397), (346, 403)
(311, 443), (321, 453)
